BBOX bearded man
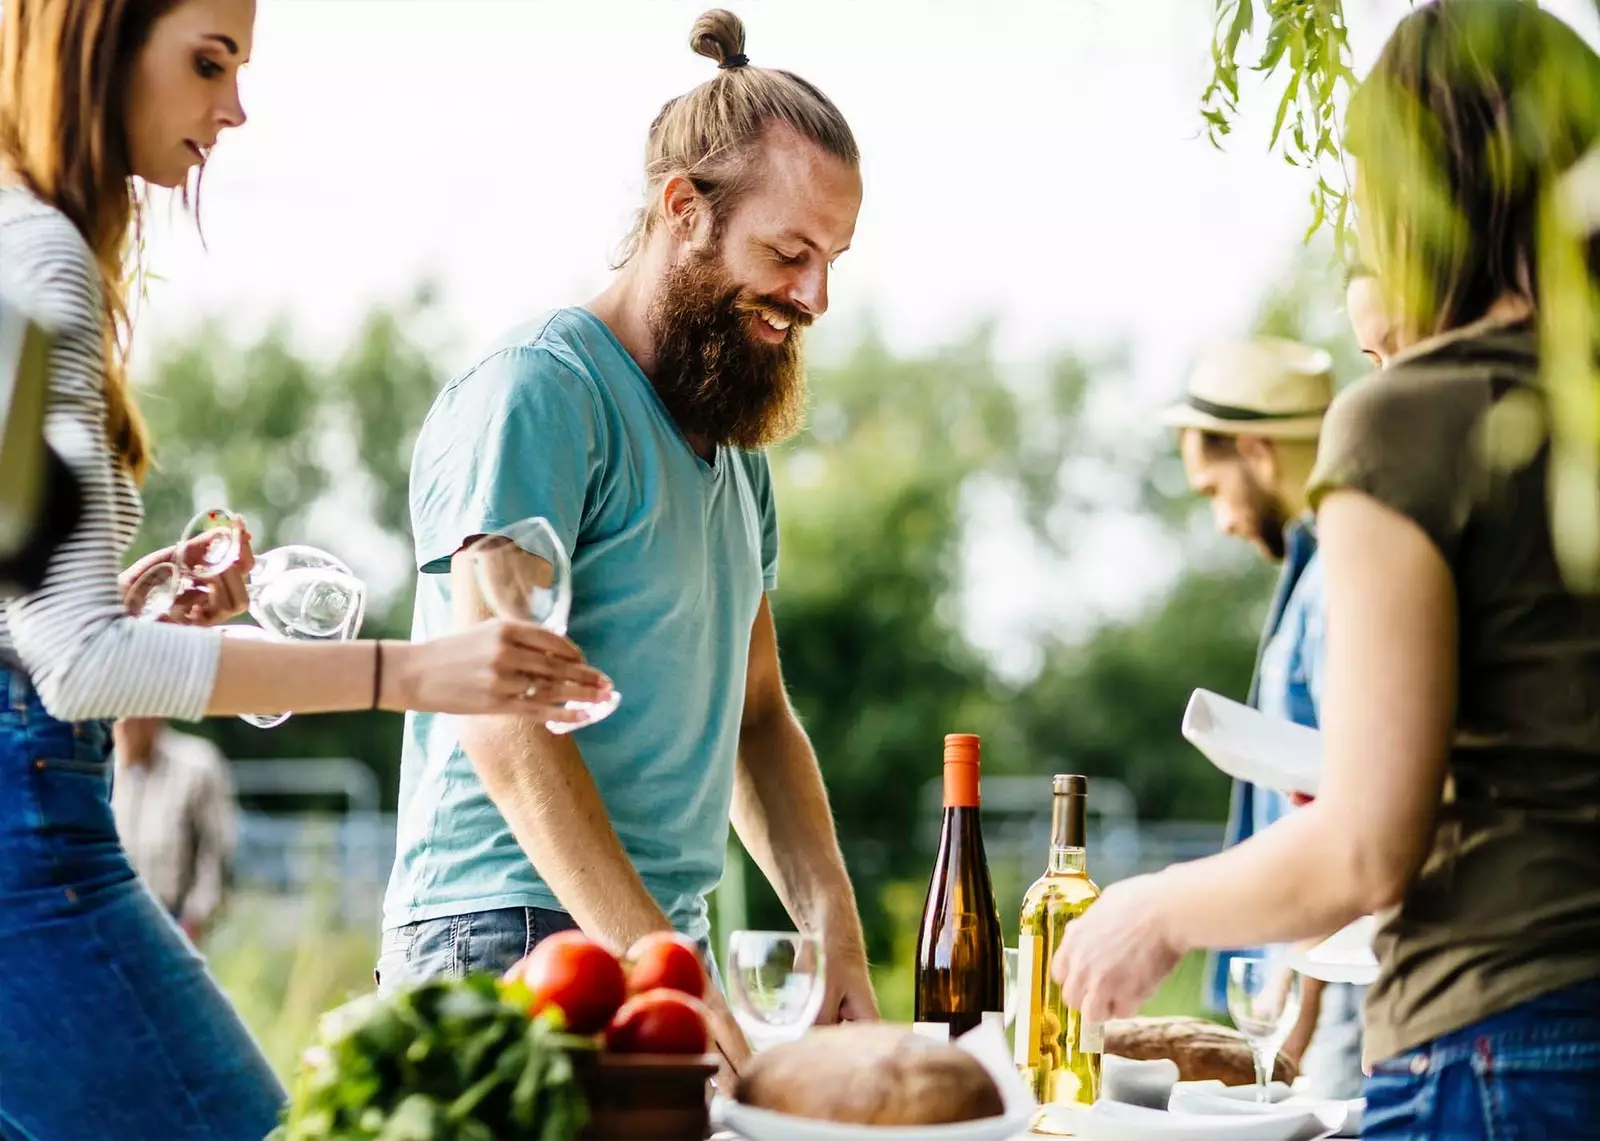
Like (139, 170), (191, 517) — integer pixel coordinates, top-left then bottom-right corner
(379, 9), (878, 1072)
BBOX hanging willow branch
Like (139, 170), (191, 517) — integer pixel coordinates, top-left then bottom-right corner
(1201, 0), (1361, 247)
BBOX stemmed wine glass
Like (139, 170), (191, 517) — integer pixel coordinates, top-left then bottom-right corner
(462, 516), (620, 734)
(126, 509), (367, 728)
(125, 508), (245, 621)
(724, 930), (826, 1051)
(1226, 954), (1303, 1103)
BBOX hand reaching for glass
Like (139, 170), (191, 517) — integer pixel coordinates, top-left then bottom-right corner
(391, 618), (615, 721)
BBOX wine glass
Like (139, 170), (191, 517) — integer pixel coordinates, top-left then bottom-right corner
(246, 544), (366, 642)
(126, 510), (367, 729)
(462, 516), (620, 734)
(233, 545), (366, 729)
(724, 930), (826, 1051)
(126, 508), (246, 621)
(1226, 955), (1303, 1102)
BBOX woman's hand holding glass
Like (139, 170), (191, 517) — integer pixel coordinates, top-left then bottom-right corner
(122, 511), (255, 627)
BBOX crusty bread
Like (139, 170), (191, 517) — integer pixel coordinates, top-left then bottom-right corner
(735, 1024), (1005, 1125)
(1106, 1016), (1298, 1086)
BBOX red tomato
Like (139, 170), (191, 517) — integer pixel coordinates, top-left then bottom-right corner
(506, 931), (627, 1035)
(605, 989), (710, 1055)
(623, 931), (706, 999)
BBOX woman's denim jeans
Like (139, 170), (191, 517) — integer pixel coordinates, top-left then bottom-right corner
(1363, 977), (1600, 1140)
(0, 667), (284, 1140)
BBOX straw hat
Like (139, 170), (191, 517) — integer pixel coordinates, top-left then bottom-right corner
(1160, 337), (1334, 440)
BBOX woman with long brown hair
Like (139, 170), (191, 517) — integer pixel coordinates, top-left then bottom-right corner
(0, 1), (613, 1136)
(1051, 2), (1600, 1137)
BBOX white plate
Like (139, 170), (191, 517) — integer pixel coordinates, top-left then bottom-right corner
(1181, 689), (1322, 797)
(1070, 1099), (1343, 1141)
(1287, 916), (1380, 986)
(713, 1099), (1034, 1141)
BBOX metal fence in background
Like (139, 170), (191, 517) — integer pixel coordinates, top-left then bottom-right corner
(229, 762), (1226, 933)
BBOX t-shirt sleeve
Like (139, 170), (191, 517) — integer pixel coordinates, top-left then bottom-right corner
(1306, 368), (1488, 566)
(410, 345), (606, 576)
(741, 450), (779, 591)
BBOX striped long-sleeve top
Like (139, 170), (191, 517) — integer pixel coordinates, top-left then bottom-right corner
(0, 186), (219, 722)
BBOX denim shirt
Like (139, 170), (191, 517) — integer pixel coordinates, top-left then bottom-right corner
(1205, 518), (1323, 1010)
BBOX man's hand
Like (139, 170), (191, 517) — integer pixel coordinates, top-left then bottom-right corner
(816, 940), (879, 1024)
(700, 985), (752, 1093)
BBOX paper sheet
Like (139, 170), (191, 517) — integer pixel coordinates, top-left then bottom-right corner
(1181, 689), (1322, 797)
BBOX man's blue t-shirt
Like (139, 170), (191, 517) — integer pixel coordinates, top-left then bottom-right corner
(382, 308), (778, 940)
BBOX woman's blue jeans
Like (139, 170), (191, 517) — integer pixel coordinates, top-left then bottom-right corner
(0, 667), (285, 1140)
(1363, 977), (1600, 1140)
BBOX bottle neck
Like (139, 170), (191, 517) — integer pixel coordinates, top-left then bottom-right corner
(1049, 845), (1087, 875)
(943, 761), (980, 809)
(1048, 788), (1087, 874)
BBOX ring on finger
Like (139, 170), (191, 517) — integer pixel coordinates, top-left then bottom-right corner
(523, 682), (539, 699)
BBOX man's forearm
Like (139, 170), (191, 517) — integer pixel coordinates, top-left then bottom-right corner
(461, 717), (674, 952)
(731, 710), (864, 951)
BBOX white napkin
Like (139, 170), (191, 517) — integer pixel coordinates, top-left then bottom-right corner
(1169, 1081), (1361, 1138)
(1181, 689), (1322, 796)
(1102, 1054), (1180, 1109)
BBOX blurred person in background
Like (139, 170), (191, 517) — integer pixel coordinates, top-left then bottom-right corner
(1054, 3), (1600, 1136)
(1164, 338), (1366, 1098)
(383, 7), (879, 1081)
(112, 716), (237, 945)
(0, 1), (610, 1136)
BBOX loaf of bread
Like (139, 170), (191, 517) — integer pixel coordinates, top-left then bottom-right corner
(735, 1024), (1005, 1125)
(1105, 1017), (1298, 1086)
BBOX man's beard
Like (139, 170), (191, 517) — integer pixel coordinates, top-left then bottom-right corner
(1247, 476), (1290, 562)
(646, 246), (810, 451)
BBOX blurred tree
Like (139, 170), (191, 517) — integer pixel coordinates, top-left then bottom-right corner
(132, 285), (445, 793)
(131, 249), (1358, 957)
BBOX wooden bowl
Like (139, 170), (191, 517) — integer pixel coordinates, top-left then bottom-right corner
(572, 1051), (719, 1141)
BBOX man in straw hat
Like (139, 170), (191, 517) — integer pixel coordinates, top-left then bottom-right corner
(1162, 337), (1365, 1098)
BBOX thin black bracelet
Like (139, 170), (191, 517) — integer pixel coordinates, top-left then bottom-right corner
(372, 640), (384, 710)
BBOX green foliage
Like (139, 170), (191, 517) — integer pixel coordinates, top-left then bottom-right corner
(273, 974), (589, 1141)
(137, 253), (1361, 963)
(132, 289), (446, 792)
(1201, 0), (1360, 246)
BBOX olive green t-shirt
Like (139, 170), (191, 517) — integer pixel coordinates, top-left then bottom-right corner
(1308, 320), (1600, 1062)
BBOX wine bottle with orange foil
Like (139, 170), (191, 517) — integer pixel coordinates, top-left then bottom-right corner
(913, 733), (1005, 1041)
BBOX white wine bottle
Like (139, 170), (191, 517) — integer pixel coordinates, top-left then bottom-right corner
(1015, 774), (1102, 1112)
(913, 733), (1005, 1041)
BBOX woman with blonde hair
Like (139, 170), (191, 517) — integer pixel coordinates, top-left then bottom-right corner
(1052, 2), (1600, 1137)
(0, 1), (612, 1136)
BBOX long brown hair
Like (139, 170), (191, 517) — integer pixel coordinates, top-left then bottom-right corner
(0, 0), (182, 482)
(1345, 0), (1600, 344)
(614, 8), (859, 267)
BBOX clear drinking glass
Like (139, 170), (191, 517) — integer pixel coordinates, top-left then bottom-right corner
(126, 510), (367, 729)
(1226, 954), (1303, 1102)
(724, 930), (827, 1051)
(462, 516), (620, 734)
(126, 507), (246, 620)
